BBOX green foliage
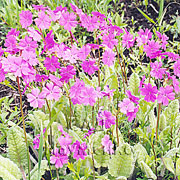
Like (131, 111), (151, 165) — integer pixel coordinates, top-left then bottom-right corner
(7, 126), (28, 170)
(128, 73), (140, 96)
(108, 143), (134, 178)
(0, 155), (22, 180)
(28, 160), (49, 180)
(139, 161), (157, 180)
(134, 143), (148, 164)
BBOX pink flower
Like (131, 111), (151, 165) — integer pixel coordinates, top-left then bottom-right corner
(71, 141), (87, 160)
(63, 45), (79, 63)
(43, 30), (55, 52)
(171, 76), (180, 93)
(143, 40), (161, 59)
(102, 48), (115, 67)
(60, 65), (76, 83)
(126, 90), (139, 104)
(19, 36), (38, 52)
(59, 12), (77, 31)
(41, 82), (61, 101)
(139, 83), (158, 102)
(27, 88), (45, 108)
(28, 27), (42, 41)
(101, 85), (115, 99)
(44, 56), (60, 72)
(84, 128), (95, 139)
(6, 28), (19, 37)
(32, 4), (47, 11)
(58, 136), (72, 155)
(78, 45), (91, 61)
(21, 50), (39, 66)
(35, 74), (49, 82)
(4, 35), (19, 54)
(150, 61), (166, 79)
(50, 148), (68, 168)
(156, 31), (168, 50)
(33, 134), (40, 149)
(157, 86), (175, 106)
(119, 98), (136, 114)
(126, 106), (139, 122)
(98, 110), (116, 129)
(122, 29), (135, 49)
(19, 10), (33, 29)
(101, 135), (114, 155)
(49, 74), (63, 87)
(81, 86), (98, 106)
(0, 62), (6, 82)
(81, 59), (98, 75)
(35, 11), (51, 30)
(173, 60), (180, 77)
(136, 28), (152, 46)
(102, 34), (118, 49)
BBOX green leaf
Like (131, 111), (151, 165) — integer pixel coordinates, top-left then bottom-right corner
(128, 73), (140, 96)
(134, 143), (148, 164)
(137, 8), (156, 25)
(163, 157), (175, 174)
(0, 155), (22, 180)
(29, 160), (49, 180)
(7, 126), (28, 170)
(139, 161), (157, 179)
(108, 143), (134, 178)
(176, 158), (180, 176)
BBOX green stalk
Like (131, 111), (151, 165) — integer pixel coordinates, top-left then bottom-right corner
(17, 77), (31, 180)
(158, 0), (164, 25)
(156, 103), (162, 142)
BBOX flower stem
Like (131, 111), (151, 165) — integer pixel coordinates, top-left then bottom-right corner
(156, 103), (161, 142)
(17, 77), (31, 180)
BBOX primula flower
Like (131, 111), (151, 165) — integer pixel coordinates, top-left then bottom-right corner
(143, 40), (161, 59)
(50, 148), (68, 168)
(43, 30), (55, 52)
(21, 50), (39, 66)
(0, 62), (6, 82)
(41, 82), (61, 101)
(101, 135), (114, 155)
(136, 28), (152, 46)
(49, 74), (63, 87)
(150, 61), (166, 79)
(157, 86), (175, 106)
(126, 90), (139, 104)
(71, 141), (87, 160)
(27, 88), (45, 108)
(102, 34), (118, 49)
(63, 45), (79, 63)
(19, 10), (33, 29)
(102, 48), (115, 67)
(173, 60), (180, 77)
(81, 86), (98, 106)
(101, 85), (115, 99)
(81, 59), (98, 75)
(28, 27), (42, 41)
(6, 28), (20, 37)
(19, 36), (38, 52)
(122, 29), (135, 49)
(32, 4), (47, 11)
(0, 47), (3, 56)
(126, 106), (139, 122)
(98, 110), (116, 129)
(119, 98), (136, 114)
(59, 12), (78, 31)
(33, 134), (40, 149)
(58, 136), (72, 155)
(156, 31), (168, 50)
(171, 76), (180, 93)
(35, 11), (51, 30)
(84, 128), (95, 139)
(4, 35), (19, 54)
(78, 45), (91, 61)
(44, 56), (60, 72)
(35, 74), (49, 83)
(60, 65), (76, 83)
(139, 83), (158, 102)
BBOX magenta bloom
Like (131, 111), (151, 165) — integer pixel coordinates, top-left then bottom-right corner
(78, 45), (91, 61)
(143, 40), (161, 59)
(126, 106), (139, 122)
(63, 45), (79, 63)
(4, 35), (19, 54)
(101, 85), (115, 99)
(126, 90), (139, 104)
(49, 74), (63, 87)
(156, 31), (168, 50)
(28, 27), (42, 41)
(150, 61), (166, 79)
(102, 34), (118, 49)
(173, 60), (180, 77)
(35, 11), (51, 30)
(35, 74), (49, 82)
(19, 10), (33, 29)
(6, 28), (20, 37)
(157, 86), (175, 106)
(41, 82), (61, 101)
(122, 29), (135, 49)
(44, 56), (60, 72)
(60, 65), (76, 83)
(81, 86), (98, 106)
(101, 135), (114, 155)
(27, 88), (45, 108)
(136, 28), (152, 46)
(171, 76), (180, 93)
(139, 83), (158, 102)
(59, 12), (78, 31)
(71, 141), (87, 160)
(97, 110), (116, 129)
(33, 134), (40, 149)
(102, 48), (115, 67)
(84, 128), (95, 139)
(0, 62), (6, 82)
(81, 59), (98, 75)
(58, 136), (72, 155)
(43, 30), (55, 52)
(50, 148), (68, 168)
(119, 98), (136, 114)
(19, 36), (38, 52)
